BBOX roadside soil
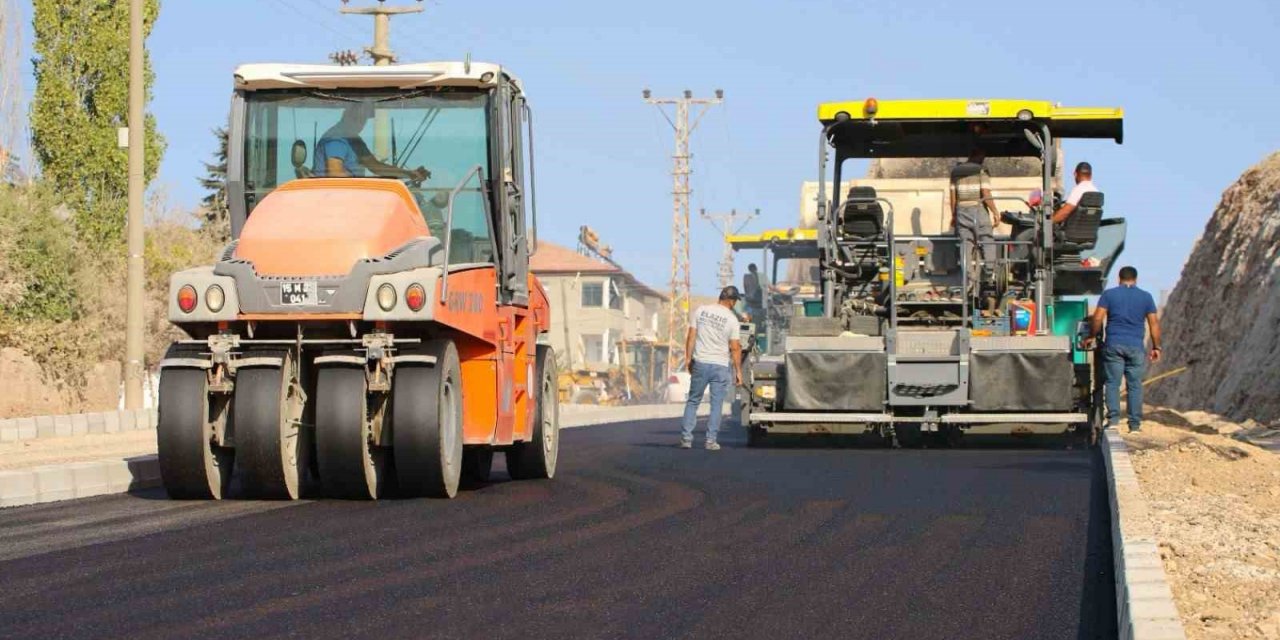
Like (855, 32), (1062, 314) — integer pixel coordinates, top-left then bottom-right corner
(0, 430), (156, 471)
(1125, 407), (1280, 640)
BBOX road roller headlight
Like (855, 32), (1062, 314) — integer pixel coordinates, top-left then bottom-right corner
(377, 283), (397, 311)
(205, 285), (225, 313)
(405, 283), (426, 312)
(755, 384), (776, 400)
(177, 285), (197, 314)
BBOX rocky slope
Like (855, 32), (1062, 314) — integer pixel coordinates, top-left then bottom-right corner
(1148, 152), (1280, 424)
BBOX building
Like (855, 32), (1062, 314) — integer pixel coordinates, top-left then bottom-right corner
(531, 241), (667, 370)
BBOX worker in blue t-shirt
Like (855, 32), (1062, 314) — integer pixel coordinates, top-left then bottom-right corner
(313, 102), (429, 183)
(1084, 266), (1163, 432)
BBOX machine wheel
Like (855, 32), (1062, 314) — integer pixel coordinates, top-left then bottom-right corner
(157, 353), (233, 499)
(316, 364), (387, 499)
(393, 340), (463, 499)
(235, 352), (307, 499)
(462, 447), (494, 485)
(747, 425), (767, 448)
(508, 345), (559, 480)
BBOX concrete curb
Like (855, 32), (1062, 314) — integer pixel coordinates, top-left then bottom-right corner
(0, 404), (706, 509)
(560, 403), (709, 428)
(1101, 427), (1188, 640)
(0, 409), (158, 443)
(0, 456), (161, 508)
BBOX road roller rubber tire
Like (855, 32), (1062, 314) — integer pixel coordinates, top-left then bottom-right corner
(393, 340), (463, 499)
(157, 349), (233, 499)
(507, 345), (559, 480)
(316, 364), (386, 499)
(235, 351), (307, 499)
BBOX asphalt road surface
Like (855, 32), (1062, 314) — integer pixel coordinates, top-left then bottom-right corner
(0, 418), (1116, 640)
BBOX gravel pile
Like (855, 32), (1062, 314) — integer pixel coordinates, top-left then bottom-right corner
(1127, 407), (1280, 639)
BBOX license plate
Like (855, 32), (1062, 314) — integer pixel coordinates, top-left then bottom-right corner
(280, 281), (317, 305)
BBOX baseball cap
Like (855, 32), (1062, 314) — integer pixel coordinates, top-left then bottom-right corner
(719, 286), (741, 301)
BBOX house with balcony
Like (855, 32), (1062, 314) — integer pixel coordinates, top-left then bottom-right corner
(530, 241), (667, 370)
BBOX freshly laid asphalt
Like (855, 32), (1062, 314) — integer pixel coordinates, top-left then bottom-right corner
(0, 418), (1115, 640)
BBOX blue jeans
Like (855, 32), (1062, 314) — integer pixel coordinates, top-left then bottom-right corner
(1102, 343), (1147, 429)
(681, 361), (733, 443)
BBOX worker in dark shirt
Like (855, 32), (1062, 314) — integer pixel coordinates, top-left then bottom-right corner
(314, 102), (429, 182)
(742, 263), (764, 324)
(1085, 266), (1163, 432)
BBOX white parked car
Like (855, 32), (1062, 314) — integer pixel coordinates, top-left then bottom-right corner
(665, 371), (691, 403)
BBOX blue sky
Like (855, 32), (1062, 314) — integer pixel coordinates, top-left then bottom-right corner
(19, 0), (1280, 296)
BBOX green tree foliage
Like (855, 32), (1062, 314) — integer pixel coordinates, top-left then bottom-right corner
(199, 126), (229, 240)
(29, 0), (165, 243)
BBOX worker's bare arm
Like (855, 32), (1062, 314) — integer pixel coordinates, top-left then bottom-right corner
(1086, 307), (1108, 348)
(326, 157), (350, 177)
(352, 140), (429, 181)
(980, 187), (1000, 224)
(1051, 203), (1076, 224)
(950, 185), (958, 227)
(1147, 312), (1163, 362)
(729, 339), (743, 386)
(684, 327), (697, 373)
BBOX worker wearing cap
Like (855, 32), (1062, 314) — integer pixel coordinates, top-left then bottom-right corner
(679, 286), (745, 451)
(315, 102), (430, 182)
(950, 148), (1001, 287)
(1051, 162), (1098, 224)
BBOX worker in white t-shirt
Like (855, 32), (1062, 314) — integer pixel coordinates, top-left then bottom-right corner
(1051, 161), (1099, 224)
(679, 286), (745, 451)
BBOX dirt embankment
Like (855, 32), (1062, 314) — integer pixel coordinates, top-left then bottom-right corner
(1127, 408), (1280, 639)
(0, 348), (121, 418)
(1147, 152), (1280, 424)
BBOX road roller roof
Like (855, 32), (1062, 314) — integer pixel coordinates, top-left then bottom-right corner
(233, 62), (524, 92)
(818, 99), (1123, 158)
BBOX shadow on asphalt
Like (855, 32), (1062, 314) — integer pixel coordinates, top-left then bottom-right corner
(1077, 445), (1119, 640)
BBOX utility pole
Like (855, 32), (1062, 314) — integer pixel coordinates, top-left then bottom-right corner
(339, 0), (423, 157)
(643, 88), (723, 372)
(122, 0), (145, 409)
(701, 208), (758, 289)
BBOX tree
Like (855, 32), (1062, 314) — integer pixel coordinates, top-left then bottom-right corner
(198, 126), (229, 240)
(29, 0), (165, 242)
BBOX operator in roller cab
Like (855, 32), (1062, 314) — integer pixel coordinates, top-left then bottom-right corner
(314, 101), (430, 182)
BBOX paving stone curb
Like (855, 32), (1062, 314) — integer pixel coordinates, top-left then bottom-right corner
(0, 409), (158, 443)
(0, 404), (706, 509)
(0, 456), (161, 509)
(1102, 427), (1188, 640)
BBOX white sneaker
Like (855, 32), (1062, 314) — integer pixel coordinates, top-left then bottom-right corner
(679, 439), (693, 449)
(705, 441), (721, 451)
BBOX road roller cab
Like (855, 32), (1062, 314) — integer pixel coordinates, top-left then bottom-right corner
(159, 62), (558, 501)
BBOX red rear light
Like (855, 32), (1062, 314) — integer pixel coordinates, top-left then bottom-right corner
(177, 285), (197, 313)
(405, 283), (426, 311)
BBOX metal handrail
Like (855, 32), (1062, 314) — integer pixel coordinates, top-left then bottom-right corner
(440, 165), (486, 303)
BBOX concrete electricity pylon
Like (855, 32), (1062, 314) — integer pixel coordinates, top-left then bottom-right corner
(339, 0), (423, 158)
(701, 208), (758, 289)
(643, 88), (723, 372)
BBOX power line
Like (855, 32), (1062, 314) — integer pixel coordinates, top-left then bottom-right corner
(701, 208), (758, 289)
(267, 0), (363, 46)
